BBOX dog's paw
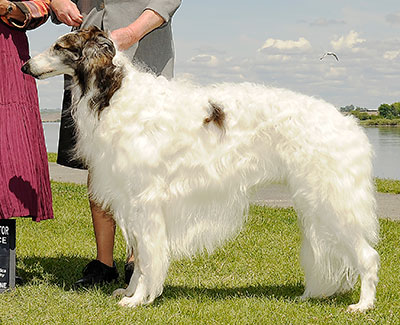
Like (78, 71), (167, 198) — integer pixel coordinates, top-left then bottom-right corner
(112, 288), (126, 297)
(347, 302), (374, 313)
(118, 296), (144, 308)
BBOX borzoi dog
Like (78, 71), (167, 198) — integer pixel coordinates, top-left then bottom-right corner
(22, 27), (379, 312)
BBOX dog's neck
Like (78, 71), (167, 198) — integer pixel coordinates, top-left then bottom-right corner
(71, 54), (125, 118)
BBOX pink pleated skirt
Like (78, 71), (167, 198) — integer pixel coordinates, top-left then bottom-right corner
(0, 23), (53, 221)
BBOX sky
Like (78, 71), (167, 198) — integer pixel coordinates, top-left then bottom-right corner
(28, 0), (400, 110)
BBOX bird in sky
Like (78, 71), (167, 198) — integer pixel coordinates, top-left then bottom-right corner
(320, 52), (339, 61)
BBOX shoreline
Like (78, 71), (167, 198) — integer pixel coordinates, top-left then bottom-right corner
(40, 111), (400, 126)
(361, 123), (400, 127)
(40, 110), (61, 123)
(41, 119), (400, 126)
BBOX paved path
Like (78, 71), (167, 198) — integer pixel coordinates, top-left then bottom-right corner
(49, 162), (400, 221)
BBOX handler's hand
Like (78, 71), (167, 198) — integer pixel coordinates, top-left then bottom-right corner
(50, 0), (83, 27)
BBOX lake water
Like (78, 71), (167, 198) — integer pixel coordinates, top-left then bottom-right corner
(42, 122), (400, 180)
(43, 122), (60, 154)
(365, 127), (400, 180)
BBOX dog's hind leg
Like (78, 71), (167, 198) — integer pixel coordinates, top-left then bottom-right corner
(114, 206), (170, 307)
(347, 238), (379, 312)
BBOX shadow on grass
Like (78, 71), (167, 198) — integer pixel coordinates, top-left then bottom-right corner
(159, 284), (355, 308)
(162, 283), (304, 300)
(16, 255), (125, 293)
(16, 255), (355, 308)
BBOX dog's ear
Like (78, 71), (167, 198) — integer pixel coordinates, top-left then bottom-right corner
(87, 25), (102, 34)
(82, 30), (116, 61)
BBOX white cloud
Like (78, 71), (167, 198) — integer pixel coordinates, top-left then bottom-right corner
(175, 72), (196, 83)
(331, 30), (366, 52)
(325, 67), (347, 78)
(258, 37), (311, 52)
(188, 54), (219, 67)
(383, 50), (400, 60)
(263, 54), (291, 62)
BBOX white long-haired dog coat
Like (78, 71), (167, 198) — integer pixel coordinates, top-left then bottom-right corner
(22, 27), (379, 311)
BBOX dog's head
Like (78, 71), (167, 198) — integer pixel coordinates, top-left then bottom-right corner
(22, 26), (116, 80)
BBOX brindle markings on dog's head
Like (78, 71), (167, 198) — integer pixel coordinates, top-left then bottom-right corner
(203, 102), (226, 132)
(54, 26), (124, 117)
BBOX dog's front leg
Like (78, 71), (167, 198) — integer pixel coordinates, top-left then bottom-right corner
(112, 264), (140, 298)
(114, 206), (170, 307)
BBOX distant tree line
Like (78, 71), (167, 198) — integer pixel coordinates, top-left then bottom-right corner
(377, 103), (400, 119)
(340, 104), (368, 113)
(340, 102), (400, 125)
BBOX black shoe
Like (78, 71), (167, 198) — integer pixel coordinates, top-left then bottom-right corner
(74, 260), (119, 287)
(124, 261), (135, 285)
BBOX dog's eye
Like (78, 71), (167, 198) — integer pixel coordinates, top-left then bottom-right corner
(53, 44), (80, 58)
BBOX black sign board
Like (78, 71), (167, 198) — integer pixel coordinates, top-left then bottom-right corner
(0, 219), (16, 292)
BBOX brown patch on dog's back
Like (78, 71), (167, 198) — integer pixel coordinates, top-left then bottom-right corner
(203, 102), (226, 132)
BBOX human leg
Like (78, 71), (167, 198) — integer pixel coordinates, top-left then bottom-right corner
(90, 198), (116, 267)
(74, 176), (119, 286)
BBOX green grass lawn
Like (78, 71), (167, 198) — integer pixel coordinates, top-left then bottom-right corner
(375, 178), (400, 194)
(47, 152), (58, 163)
(1, 181), (399, 324)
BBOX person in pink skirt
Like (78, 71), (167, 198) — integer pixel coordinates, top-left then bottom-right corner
(0, 0), (53, 224)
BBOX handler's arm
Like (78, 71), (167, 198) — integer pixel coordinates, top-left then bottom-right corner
(110, 0), (182, 51)
(0, 0), (50, 29)
(110, 9), (164, 51)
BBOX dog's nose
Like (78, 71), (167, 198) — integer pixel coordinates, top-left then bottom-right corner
(21, 62), (31, 75)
